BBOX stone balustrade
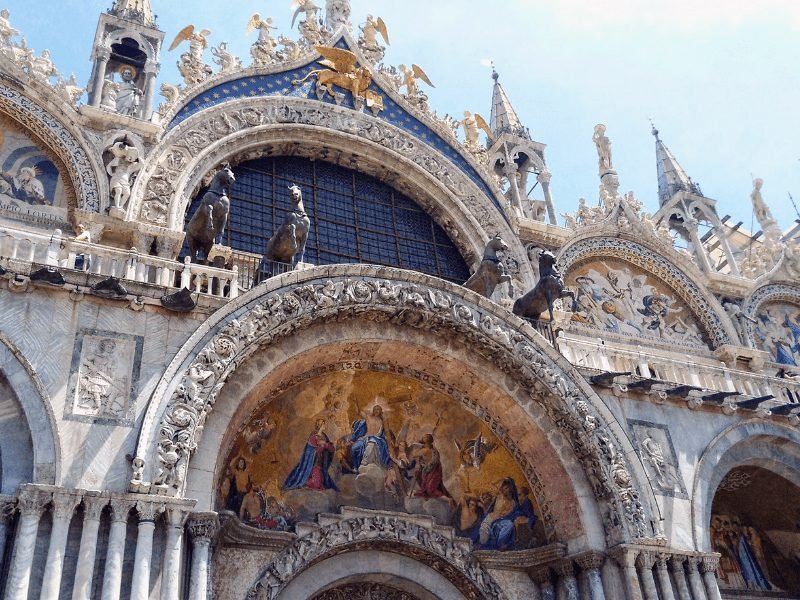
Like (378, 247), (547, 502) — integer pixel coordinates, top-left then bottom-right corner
(0, 224), (240, 300)
(559, 333), (800, 410)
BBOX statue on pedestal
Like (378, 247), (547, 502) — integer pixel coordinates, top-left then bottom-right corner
(265, 184), (311, 269)
(186, 166), (236, 263)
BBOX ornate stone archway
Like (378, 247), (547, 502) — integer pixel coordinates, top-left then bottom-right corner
(691, 420), (800, 552)
(0, 82), (104, 214)
(558, 236), (736, 348)
(128, 96), (531, 283)
(133, 265), (659, 546)
(0, 333), (60, 486)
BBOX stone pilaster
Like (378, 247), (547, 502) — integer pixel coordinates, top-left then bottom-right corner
(576, 551), (606, 600)
(554, 559), (579, 600)
(5, 489), (49, 600)
(655, 553), (676, 600)
(72, 494), (108, 600)
(700, 556), (722, 600)
(635, 551), (659, 600)
(187, 512), (220, 600)
(40, 491), (82, 600)
(130, 501), (163, 600)
(610, 547), (644, 600)
(669, 556), (692, 600)
(161, 506), (190, 600)
(101, 499), (135, 600)
(685, 557), (708, 600)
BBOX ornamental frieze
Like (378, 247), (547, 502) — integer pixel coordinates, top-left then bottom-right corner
(132, 268), (653, 545)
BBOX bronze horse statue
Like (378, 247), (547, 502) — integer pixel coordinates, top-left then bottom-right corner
(265, 184), (311, 269)
(464, 234), (514, 298)
(186, 166), (236, 263)
(513, 250), (576, 322)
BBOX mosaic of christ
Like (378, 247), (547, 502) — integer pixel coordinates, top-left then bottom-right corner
(565, 258), (708, 347)
(218, 370), (545, 551)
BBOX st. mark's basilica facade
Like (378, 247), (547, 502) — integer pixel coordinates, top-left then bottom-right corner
(0, 1), (799, 599)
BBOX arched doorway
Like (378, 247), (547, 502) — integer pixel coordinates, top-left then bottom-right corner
(710, 466), (800, 596)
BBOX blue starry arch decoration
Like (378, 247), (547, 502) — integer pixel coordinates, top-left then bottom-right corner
(169, 40), (505, 219)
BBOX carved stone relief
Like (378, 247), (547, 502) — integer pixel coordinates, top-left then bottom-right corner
(66, 329), (143, 425)
(313, 584), (419, 600)
(628, 420), (687, 498)
(133, 268), (652, 545)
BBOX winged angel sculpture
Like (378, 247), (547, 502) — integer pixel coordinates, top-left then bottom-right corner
(459, 111), (493, 153)
(292, 46), (384, 113)
(169, 25), (213, 86)
(358, 15), (389, 64)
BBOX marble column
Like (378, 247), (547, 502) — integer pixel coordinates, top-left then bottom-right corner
(610, 548), (644, 600)
(685, 557), (707, 600)
(655, 554), (676, 600)
(130, 501), (162, 600)
(554, 559), (579, 600)
(530, 566), (555, 600)
(700, 556), (722, 600)
(0, 499), (17, 568)
(90, 48), (111, 107)
(635, 551), (659, 600)
(669, 557), (692, 600)
(161, 506), (189, 600)
(40, 492), (81, 600)
(576, 551), (606, 600)
(142, 60), (160, 121)
(538, 169), (558, 225)
(72, 495), (108, 600)
(101, 499), (135, 600)
(5, 490), (49, 600)
(187, 512), (220, 600)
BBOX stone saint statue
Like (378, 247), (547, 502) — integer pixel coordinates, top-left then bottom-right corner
(593, 124), (613, 173)
(724, 301), (757, 348)
(106, 141), (142, 216)
(115, 65), (142, 117)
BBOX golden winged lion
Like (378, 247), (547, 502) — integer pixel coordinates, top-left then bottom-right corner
(292, 46), (383, 112)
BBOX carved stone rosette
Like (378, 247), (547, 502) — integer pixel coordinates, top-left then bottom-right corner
(136, 268), (651, 546)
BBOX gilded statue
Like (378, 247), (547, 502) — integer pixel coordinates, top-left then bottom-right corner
(292, 46), (383, 112)
(458, 111), (492, 150)
(398, 63), (433, 98)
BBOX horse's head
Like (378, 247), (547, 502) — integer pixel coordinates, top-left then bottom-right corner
(288, 184), (303, 206)
(486, 234), (508, 254)
(538, 249), (556, 269)
(211, 166), (236, 194)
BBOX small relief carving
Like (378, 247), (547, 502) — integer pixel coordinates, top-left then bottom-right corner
(313, 583), (419, 600)
(629, 420), (687, 498)
(67, 330), (143, 425)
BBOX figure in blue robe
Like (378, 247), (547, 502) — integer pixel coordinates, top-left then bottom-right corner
(283, 419), (338, 492)
(349, 405), (391, 471)
(737, 527), (770, 591)
(478, 478), (525, 551)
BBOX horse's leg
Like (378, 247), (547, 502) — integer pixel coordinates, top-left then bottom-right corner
(502, 275), (514, 298)
(188, 238), (197, 263)
(206, 204), (214, 231)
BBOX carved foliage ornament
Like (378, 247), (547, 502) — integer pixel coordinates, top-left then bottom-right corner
(139, 272), (649, 544)
(559, 237), (730, 348)
(0, 83), (101, 211)
(135, 98), (502, 234)
(247, 515), (503, 600)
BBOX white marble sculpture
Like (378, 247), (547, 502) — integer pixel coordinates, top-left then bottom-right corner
(106, 141), (142, 218)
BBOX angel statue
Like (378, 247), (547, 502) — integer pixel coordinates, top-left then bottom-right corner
(358, 15), (388, 64)
(291, 0), (320, 25)
(0, 9), (19, 46)
(458, 111), (492, 151)
(247, 14), (278, 66)
(169, 25), (213, 86)
(398, 63), (433, 98)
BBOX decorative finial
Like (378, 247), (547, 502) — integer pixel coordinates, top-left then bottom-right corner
(649, 117), (659, 140)
(480, 58), (496, 80)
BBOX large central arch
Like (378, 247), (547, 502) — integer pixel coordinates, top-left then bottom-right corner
(133, 265), (659, 548)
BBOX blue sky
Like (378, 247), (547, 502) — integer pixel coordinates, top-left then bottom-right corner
(5, 0), (800, 233)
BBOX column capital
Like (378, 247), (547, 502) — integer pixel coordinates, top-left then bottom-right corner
(700, 555), (720, 574)
(51, 492), (81, 520)
(164, 505), (191, 528)
(537, 169), (552, 185)
(108, 498), (136, 523)
(575, 551), (605, 571)
(608, 546), (637, 569)
(187, 512), (220, 542)
(81, 494), (108, 521)
(95, 47), (111, 62)
(668, 555), (687, 574)
(0, 499), (17, 523)
(528, 565), (553, 586)
(16, 489), (50, 517)
(553, 559), (576, 578)
(143, 59), (160, 75)
(685, 555), (702, 570)
(655, 552), (672, 569)
(635, 550), (657, 570)
(136, 500), (163, 522)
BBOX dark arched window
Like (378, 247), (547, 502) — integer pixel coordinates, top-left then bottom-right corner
(186, 156), (470, 283)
